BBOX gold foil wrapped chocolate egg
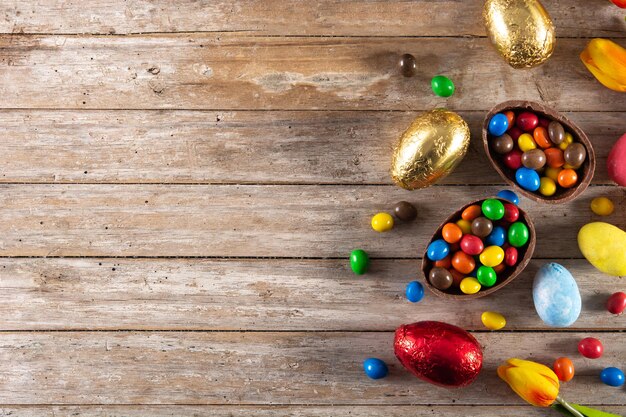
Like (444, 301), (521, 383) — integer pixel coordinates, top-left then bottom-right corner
(483, 0), (556, 69)
(391, 109), (470, 190)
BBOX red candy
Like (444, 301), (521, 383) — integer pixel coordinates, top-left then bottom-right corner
(505, 246), (518, 266)
(607, 292), (626, 315)
(503, 149), (523, 170)
(460, 235), (484, 256)
(508, 127), (523, 141)
(503, 203), (520, 222)
(578, 337), (603, 359)
(538, 118), (551, 129)
(516, 112), (539, 132)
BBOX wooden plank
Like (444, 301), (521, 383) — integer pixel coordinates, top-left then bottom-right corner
(1, 1), (625, 37)
(0, 258), (623, 331)
(2, 36), (626, 111)
(0, 331), (622, 405)
(1, 405), (625, 417)
(0, 184), (622, 258)
(0, 110), (622, 185)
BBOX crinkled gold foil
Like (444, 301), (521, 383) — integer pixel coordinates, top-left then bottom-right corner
(391, 109), (470, 190)
(483, 0), (556, 69)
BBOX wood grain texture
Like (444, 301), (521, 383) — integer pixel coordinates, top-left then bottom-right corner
(1, 0), (625, 37)
(0, 184), (622, 258)
(0, 110), (622, 185)
(0, 331), (623, 405)
(0, 258), (623, 331)
(1, 405), (625, 417)
(2, 35), (626, 111)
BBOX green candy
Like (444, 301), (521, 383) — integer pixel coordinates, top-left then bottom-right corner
(482, 199), (505, 220)
(508, 222), (529, 247)
(477, 266), (497, 287)
(431, 75), (455, 97)
(350, 249), (370, 275)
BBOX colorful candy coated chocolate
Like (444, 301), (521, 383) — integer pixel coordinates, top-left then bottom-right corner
(533, 263), (581, 327)
(503, 203), (519, 222)
(481, 199), (505, 220)
(516, 112), (539, 132)
(517, 133), (537, 152)
(481, 311), (506, 330)
(476, 266), (496, 287)
(544, 166), (562, 182)
(456, 219), (472, 234)
(452, 251), (476, 275)
(539, 177), (557, 196)
(406, 280), (425, 303)
(590, 197), (614, 216)
(578, 337), (603, 359)
(515, 167), (540, 191)
(371, 212), (394, 232)
(600, 367), (625, 387)
(508, 222), (529, 247)
(492, 134), (514, 154)
(427, 239), (450, 261)
(558, 132), (574, 151)
(553, 357), (575, 382)
(521, 149), (546, 169)
(563, 142), (586, 169)
(471, 217), (493, 238)
(460, 235), (484, 256)
(607, 291), (626, 315)
(485, 226), (506, 247)
(557, 168), (578, 188)
(533, 126), (552, 148)
(504, 246), (518, 266)
(479, 246), (505, 267)
(431, 75), (455, 97)
(503, 149), (523, 170)
(393, 201), (418, 221)
(434, 255), (452, 269)
(429, 267), (454, 290)
(350, 249), (370, 275)
(496, 190), (519, 205)
(544, 147), (565, 168)
(548, 121), (565, 145)
(504, 111), (515, 128)
(363, 358), (388, 379)
(607, 133), (626, 186)
(442, 223), (463, 243)
(489, 113), (509, 137)
(399, 54), (417, 77)
(508, 127), (522, 141)
(460, 277), (481, 294)
(461, 205), (482, 221)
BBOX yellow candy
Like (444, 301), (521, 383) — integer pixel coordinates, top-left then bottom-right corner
(456, 219), (472, 234)
(518, 133), (537, 152)
(558, 132), (574, 151)
(539, 177), (557, 196)
(481, 311), (506, 330)
(460, 277), (481, 294)
(371, 212), (394, 232)
(590, 197), (614, 216)
(479, 246), (505, 267)
(544, 166), (562, 182)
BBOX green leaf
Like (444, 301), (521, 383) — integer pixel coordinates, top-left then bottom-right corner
(570, 404), (623, 417)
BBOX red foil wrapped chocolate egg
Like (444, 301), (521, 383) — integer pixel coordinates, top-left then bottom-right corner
(394, 321), (483, 387)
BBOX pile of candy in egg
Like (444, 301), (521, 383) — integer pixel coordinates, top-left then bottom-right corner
(425, 196), (530, 295)
(488, 110), (587, 196)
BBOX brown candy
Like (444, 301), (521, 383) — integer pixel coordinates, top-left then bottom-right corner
(492, 134), (514, 154)
(563, 143), (586, 169)
(429, 267), (453, 290)
(393, 201), (417, 221)
(471, 217), (493, 238)
(399, 54), (417, 77)
(521, 149), (547, 170)
(548, 121), (565, 145)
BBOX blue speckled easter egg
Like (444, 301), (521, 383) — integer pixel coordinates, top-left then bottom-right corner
(533, 263), (581, 327)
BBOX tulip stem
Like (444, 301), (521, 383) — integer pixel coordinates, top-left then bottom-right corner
(556, 396), (585, 417)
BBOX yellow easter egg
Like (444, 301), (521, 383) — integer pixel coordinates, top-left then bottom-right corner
(578, 222), (626, 276)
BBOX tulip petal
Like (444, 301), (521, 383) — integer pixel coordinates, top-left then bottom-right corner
(581, 39), (626, 92)
(497, 358), (559, 407)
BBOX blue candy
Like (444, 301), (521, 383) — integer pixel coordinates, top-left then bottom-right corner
(485, 226), (506, 247)
(405, 281), (424, 303)
(496, 189), (520, 205)
(515, 167), (540, 191)
(600, 367), (625, 387)
(488, 113), (509, 137)
(426, 239), (450, 261)
(363, 358), (388, 379)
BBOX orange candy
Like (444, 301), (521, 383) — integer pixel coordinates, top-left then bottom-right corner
(504, 111), (515, 128)
(493, 262), (506, 274)
(452, 251), (476, 275)
(553, 357), (575, 382)
(434, 255), (452, 269)
(545, 147), (565, 168)
(442, 223), (463, 244)
(461, 205), (482, 221)
(449, 268), (465, 287)
(533, 127), (552, 149)
(557, 169), (578, 188)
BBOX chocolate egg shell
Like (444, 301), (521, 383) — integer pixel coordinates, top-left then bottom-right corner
(394, 321), (483, 387)
(483, 0), (556, 69)
(483, 101), (595, 204)
(421, 197), (536, 300)
(391, 109), (470, 190)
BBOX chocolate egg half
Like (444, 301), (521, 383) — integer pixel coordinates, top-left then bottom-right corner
(394, 321), (483, 387)
(391, 109), (470, 190)
(483, 0), (556, 69)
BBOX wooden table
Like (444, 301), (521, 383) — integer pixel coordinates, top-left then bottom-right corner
(0, 1), (624, 415)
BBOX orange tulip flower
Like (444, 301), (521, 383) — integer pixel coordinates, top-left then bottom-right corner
(497, 358), (560, 407)
(580, 38), (626, 92)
